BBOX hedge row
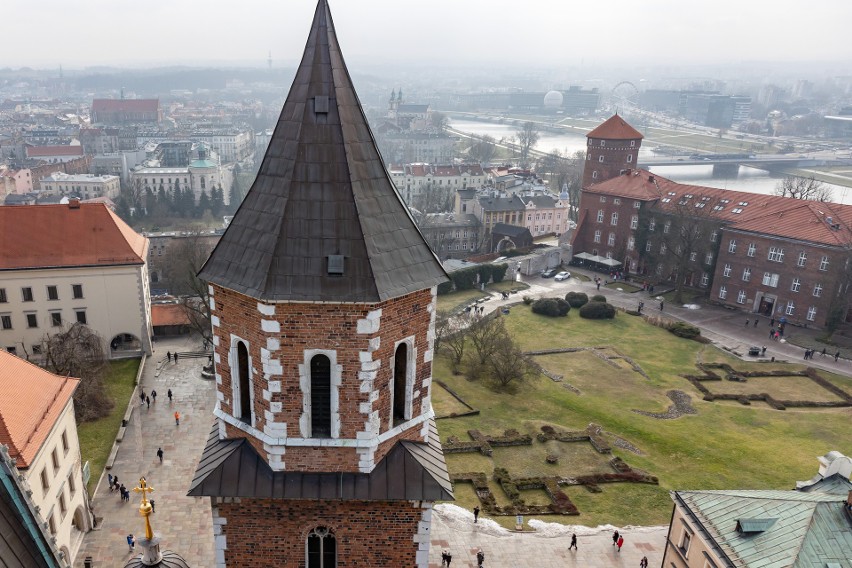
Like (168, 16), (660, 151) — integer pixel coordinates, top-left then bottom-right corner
(437, 263), (510, 295)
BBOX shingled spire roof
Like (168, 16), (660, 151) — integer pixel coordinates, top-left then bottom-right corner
(198, 0), (447, 302)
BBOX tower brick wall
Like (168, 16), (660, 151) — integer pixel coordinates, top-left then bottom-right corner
(583, 136), (641, 187)
(213, 499), (429, 568)
(211, 284), (436, 473)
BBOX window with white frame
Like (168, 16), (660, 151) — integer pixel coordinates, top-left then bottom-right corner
(791, 278), (800, 292)
(613, 198), (621, 205)
(705, 253), (713, 265)
(645, 242), (652, 252)
(630, 215), (638, 229)
(649, 218), (656, 231)
(723, 264), (731, 277)
(819, 255), (829, 271)
(767, 246), (785, 263)
(785, 301), (795, 316)
(592, 171), (598, 179)
(594, 230), (601, 243)
(660, 243), (667, 255)
(611, 212), (618, 225)
(737, 290), (747, 304)
(627, 237), (635, 251)
(679, 529), (692, 556)
(306, 526), (336, 568)
(664, 221), (671, 234)
(813, 283), (822, 297)
(762, 272), (779, 287)
(728, 239), (737, 253)
(598, 155), (605, 162)
(310, 355), (332, 438)
(690, 251), (697, 261)
(797, 251), (807, 267)
(701, 273), (709, 287)
(742, 267), (751, 282)
(656, 264), (663, 275)
(633, 201), (641, 209)
(597, 209), (604, 223)
(747, 243), (756, 257)
(806, 306), (817, 321)
(710, 230), (718, 242)
(607, 233), (616, 246)
(719, 286), (728, 299)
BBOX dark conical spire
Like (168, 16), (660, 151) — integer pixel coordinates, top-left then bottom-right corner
(199, 0), (447, 302)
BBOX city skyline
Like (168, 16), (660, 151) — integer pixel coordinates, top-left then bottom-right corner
(4, 0), (852, 69)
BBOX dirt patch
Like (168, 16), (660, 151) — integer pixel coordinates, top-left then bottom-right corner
(633, 390), (697, 420)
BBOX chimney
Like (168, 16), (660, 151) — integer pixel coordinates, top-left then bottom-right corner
(68, 198), (81, 209)
(648, 175), (655, 183)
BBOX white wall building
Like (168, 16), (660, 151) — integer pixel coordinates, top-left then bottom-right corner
(39, 173), (121, 200)
(0, 351), (91, 566)
(0, 202), (153, 359)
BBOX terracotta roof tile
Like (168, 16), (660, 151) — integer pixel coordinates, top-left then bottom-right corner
(91, 99), (159, 112)
(24, 145), (84, 158)
(152, 304), (191, 327)
(0, 203), (147, 270)
(588, 169), (852, 246)
(0, 352), (79, 468)
(586, 114), (644, 140)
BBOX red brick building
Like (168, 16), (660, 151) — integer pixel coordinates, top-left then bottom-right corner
(188, 2), (453, 567)
(91, 99), (161, 125)
(583, 114), (643, 188)
(572, 116), (852, 329)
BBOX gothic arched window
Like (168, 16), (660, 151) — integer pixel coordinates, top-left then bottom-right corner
(236, 341), (251, 424)
(306, 526), (336, 568)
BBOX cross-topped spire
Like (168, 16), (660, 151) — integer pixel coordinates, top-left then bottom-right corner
(133, 477), (155, 541)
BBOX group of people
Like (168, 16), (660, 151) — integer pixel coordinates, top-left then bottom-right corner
(108, 474), (130, 502)
(803, 347), (841, 361)
(166, 351), (180, 363)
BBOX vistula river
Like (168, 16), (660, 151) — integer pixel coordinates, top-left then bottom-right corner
(448, 118), (852, 205)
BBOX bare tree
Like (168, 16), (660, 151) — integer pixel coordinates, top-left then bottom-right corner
(160, 233), (216, 345)
(411, 183), (454, 214)
(516, 122), (540, 165)
(774, 175), (833, 202)
(431, 111), (448, 130)
(442, 319), (468, 373)
(543, 149), (584, 221)
(468, 135), (497, 165)
(44, 323), (113, 423)
(488, 335), (538, 389)
(466, 314), (510, 365)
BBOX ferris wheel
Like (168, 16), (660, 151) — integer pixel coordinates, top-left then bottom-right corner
(611, 81), (639, 109)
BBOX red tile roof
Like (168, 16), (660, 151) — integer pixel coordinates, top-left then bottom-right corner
(91, 99), (159, 112)
(0, 352), (79, 468)
(24, 145), (84, 158)
(152, 304), (191, 327)
(0, 203), (147, 270)
(586, 114), (643, 140)
(587, 169), (852, 246)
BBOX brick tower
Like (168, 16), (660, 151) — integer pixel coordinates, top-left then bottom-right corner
(189, 2), (453, 567)
(582, 114), (643, 187)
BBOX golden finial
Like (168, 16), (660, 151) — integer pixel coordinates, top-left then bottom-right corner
(133, 477), (156, 540)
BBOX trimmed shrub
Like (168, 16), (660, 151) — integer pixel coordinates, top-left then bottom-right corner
(532, 298), (571, 317)
(565, 291), (589, 308)
(591, 294), (607, 303)
(492, 263), (509, 283)
(668, 321), (701, 340)
(451, 267), (478, 291)
(522, 296), (535, 305)
(579, 301), (616, 319)
(476, 265), (493, 285)
(437, 281), (453, 295)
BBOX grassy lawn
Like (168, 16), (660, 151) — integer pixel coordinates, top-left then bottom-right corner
(432, 306), (852, 527)
(436, 281), (530, 313)
(604, 281), (642, 293)
(77, 358), (140, 494)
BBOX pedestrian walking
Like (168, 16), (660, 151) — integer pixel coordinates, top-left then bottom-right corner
(166, 351), (172, 362)
(157, 447), (164, 463)
(473, 505), (480, 523)
(108, 473), (114, 491)
(119, 484), (127, 501)
(175, 411), (180, 426)
(569, 533), (578, 551)
(476, 549), (484, 567)
(441, 550), (452, 567)
(640, 556), (648, 568)
(745, 319), (749, 327)
(139, 389), (146, 405)
(596, 282), (601, 291)
(617, 535), (624, 552)
(754, 319), (758, 327)
(127, 534), (135, 552)
(821, 348), (827, 357)
(761, 346), (767, 356)
(804, 349), (810, 360)
(612, 530), (619, 545)
(146, 395), (150, 409)
(112, 475), (119, 491)
(770, 317), (775, 327)
(659, 300), (664, 311)
(174, 352), (179, 364)
(836, 351), (841, 362)
(150, 499), (155, 513)
(167, 388), (173, 402)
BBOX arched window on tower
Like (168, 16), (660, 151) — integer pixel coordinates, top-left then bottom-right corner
(306, 526), (336, 568)
(311, 355), (332, 438)
(236, 342), (251, 424)
(393, 343), (409, 426)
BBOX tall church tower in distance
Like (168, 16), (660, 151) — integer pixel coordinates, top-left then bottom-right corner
(582, 114), (643, 187)
(190, 1), (453, 567)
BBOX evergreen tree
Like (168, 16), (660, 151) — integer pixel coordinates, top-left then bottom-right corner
(144, 187), (155, 218)
(210, 185), (224, 217)
(116, 197), (132, 222)
(197, 189), (211, 218)
(227, 177), (244, 213)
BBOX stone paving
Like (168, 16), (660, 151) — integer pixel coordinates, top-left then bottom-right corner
(74, 336), (216, 567)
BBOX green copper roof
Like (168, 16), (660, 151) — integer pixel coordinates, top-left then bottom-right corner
(674, 489), (852, 568)
(189, 159), (217, 168)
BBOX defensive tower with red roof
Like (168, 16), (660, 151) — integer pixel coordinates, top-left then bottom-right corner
(583, 114), (644, 187)
(189, 1), (453, 566)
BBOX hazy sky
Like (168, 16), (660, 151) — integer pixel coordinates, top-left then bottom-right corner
(5, 0), (852, 68)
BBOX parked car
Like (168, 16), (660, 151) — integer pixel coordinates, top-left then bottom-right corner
(541, 269), (557, 278)
(554, 271), (571, 281)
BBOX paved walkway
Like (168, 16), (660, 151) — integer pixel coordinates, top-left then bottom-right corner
(74, 336), (216, 567)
